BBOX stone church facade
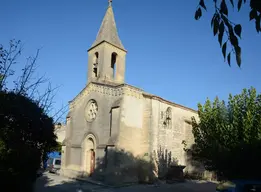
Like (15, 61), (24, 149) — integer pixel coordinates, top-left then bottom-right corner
(61, 1), (199, 181)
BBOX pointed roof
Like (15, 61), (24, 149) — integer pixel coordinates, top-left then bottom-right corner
(90, 1), (125, 51)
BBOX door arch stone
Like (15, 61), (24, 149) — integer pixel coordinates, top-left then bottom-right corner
(82, 134), (96, 176)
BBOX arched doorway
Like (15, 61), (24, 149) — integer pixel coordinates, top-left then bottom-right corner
(89, 149), (95, 175)
(82, 135), (96, 176)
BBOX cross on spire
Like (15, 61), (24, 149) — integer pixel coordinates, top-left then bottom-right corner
(108, 0), (112, 6)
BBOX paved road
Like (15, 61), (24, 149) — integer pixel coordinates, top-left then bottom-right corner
(34, 172), (217, 192)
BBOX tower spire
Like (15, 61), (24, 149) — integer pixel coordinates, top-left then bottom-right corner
(89, 0), (125, 51)
(87, 0), (127, 84)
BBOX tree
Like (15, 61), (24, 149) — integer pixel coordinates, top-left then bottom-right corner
(50, 141), (62, 152)
(0, 91), (57, 191)
(0, 40), (66, 191)
(195, 0), (261, 67)
(186, 87), (261, 180)
(0, 39), (67, 121)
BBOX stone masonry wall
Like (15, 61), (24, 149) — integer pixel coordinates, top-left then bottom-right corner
(117, 92), (149, 157)
(150, 98), (197, 169)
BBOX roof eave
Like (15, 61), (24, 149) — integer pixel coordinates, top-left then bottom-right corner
(87, 40), (127, 52)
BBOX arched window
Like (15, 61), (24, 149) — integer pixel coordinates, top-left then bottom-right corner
(166, 107), (172, 129)
(111, 52), (117, 79)
(93, 52), (99, 77)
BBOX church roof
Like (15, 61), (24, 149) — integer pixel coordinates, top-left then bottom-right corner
(90, 2), (125, 51)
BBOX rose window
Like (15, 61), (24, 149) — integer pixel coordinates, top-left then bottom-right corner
(85, 100), (98, 122)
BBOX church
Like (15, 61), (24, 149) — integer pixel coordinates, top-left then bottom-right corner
(61, 1), (199, 183)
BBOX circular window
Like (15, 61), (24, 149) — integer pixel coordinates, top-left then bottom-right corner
(85, 100), (98, 122)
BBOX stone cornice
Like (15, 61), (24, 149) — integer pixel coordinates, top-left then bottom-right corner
(71, 144), (81, 148)
(88, 40), (127, 53)
(68, 81), (197, 114)
(69, 82), (144, 109)
(97, 144), (108, 149)
(143, 93), (197, 114)
(184, 119), (193, 125)
(62, 139), (81, 148)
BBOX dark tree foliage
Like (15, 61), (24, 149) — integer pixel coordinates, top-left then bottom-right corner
(185, 87), (261, 180)
(195, 0), (261, 67)
(0, 91), (57, 191)
(50, 141), (62, 152)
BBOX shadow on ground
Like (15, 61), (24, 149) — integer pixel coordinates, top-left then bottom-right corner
(34, 173), (98, 192)
(34, 172), (217, 192)
(35, 146), (218, 192)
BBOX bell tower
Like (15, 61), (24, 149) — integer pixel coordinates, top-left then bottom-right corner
(87, 0), (127, 84)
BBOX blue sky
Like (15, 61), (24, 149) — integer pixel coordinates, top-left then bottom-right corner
(1, 0), (260, 121)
